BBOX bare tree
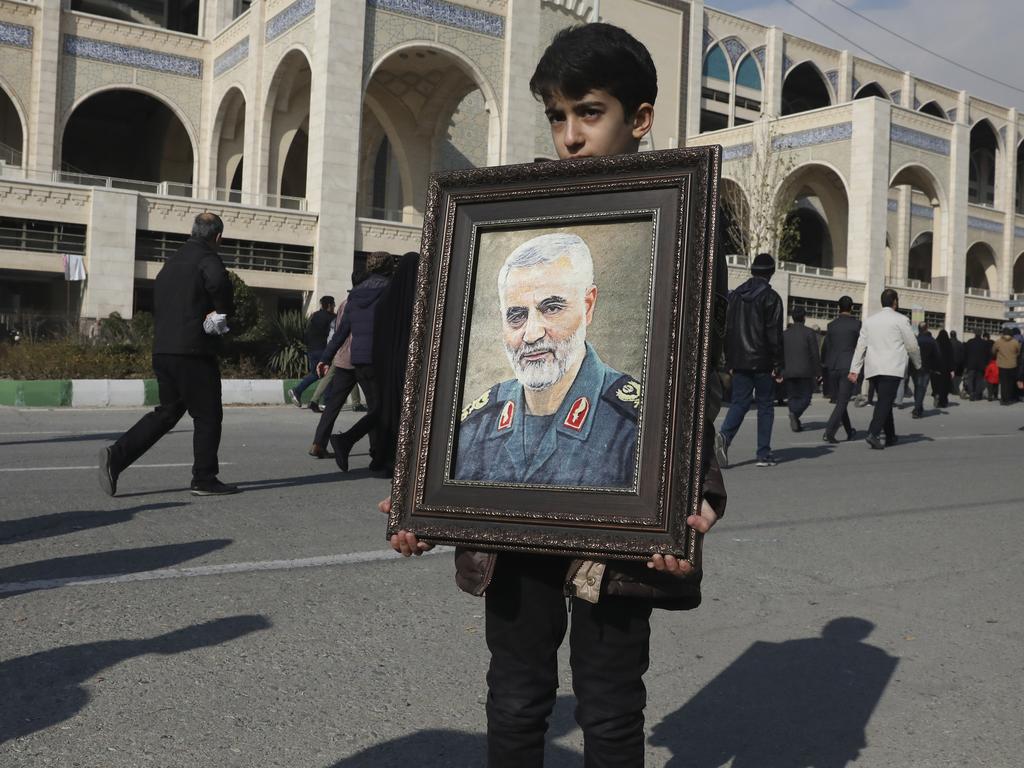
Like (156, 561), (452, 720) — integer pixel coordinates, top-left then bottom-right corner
(720, 118), (800, 262)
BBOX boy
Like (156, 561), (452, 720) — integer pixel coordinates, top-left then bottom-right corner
(384, 24), (727, 767)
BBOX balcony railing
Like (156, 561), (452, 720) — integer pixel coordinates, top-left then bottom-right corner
(890, 277), (933, 290)
(212, 187), (308, 210)
(0, 218), (87, 255)
(136, 230), (314, 274)
(965, 286), (992, 298)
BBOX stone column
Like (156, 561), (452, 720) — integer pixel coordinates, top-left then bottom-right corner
(684, 0), (705, 140)
(80, 188), (138, 321)
(943, 119), (970, 332)
(27, 0), (61, 173)
(305, 0), (366, 305)
(902, 71), (914, 109)
(837, 50), (852, 103)
(764, 27), (785, 118)
(500, 0), (539, 165)
(242, 0), (267, 206)
(846, 98), (891, 316)
(999, 110), (1017, 299)
(200, 0), (237, 38)
(893, 184), (912, 285)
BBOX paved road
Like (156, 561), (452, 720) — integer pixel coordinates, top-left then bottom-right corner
(1, 397), (1022, 767)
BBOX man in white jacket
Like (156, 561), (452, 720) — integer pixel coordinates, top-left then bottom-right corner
(848, 289), (922, 450)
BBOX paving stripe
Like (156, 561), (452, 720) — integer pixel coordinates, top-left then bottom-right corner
(787, 432), (1021, 447)
(0, 462), (236, 473)
(0, 546), (450, 594)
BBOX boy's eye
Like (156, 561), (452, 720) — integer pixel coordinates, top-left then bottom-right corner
(546, 112), (565, 125)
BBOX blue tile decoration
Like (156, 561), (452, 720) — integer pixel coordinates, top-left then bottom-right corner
(703, 28), (713, 51)
(723, 143), (753, 162)
(890, 124), (950, 156)
(890, 89), (901, 105)
(886, 200), (933, 219)
(752, 46), (766, 70)
(214, 36), (249, 77)
(887, 199), (897, 212)
(825, 69), (838, 95)
(968, 216), (1003, 234)
(783, 54), (794, 74)
(368, 0), (504, 38)
(266, 0), (315, 42)
(0, 20), (32, 49)
(914, 96), (921, 110)
(64, 35), (202, 77)
(721, 36), (747, 66)
(772, 122), (852, 151)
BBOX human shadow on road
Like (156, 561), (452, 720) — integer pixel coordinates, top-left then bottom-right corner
(649, 617), (898, 768)
(0, 539), (232, 599)
(326, 694), (582, 767)
(0, 614), (271, 745)
(0, 431), (182, 447)
(0, 502), (186, 545)
(729, 445), (835, 468)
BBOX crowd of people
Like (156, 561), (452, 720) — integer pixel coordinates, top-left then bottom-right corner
(716, 255), (1024, 467)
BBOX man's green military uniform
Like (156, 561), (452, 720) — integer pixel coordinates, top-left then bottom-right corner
(455, 343), (641, 487)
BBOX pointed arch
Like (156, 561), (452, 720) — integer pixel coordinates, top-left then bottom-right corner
(263, 47), (312, 202)
(968, 119), (1000, 206)
(212, 86), (247, 197)
(781, 61), (832, 116)
(702, 44), (730, 83)
(854, 82), (889, 100)
(775, 161), (850, 270)
(736, 54), (762, 92)
(919, 101), (948, 120)
(965, 242), (997, 293)
(0, 77), (26, 165)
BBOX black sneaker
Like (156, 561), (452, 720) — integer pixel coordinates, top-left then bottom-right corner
(789, 413), (802, 432)
(287, 388), (301, 407)
(714, 432), (729, 469)
(98, 446), (119, 497)
(190, 478), (240, 496)
(755, 455), (777, 467)
(309, 401), (323, 413)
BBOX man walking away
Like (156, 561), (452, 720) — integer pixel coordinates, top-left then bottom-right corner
(849, 289), (922, 450)
(949, 330), (965, 397)
(992, 328), (1021, 405)
(99, 213), (238, 496)
(912, 323), (937, 418)
(782, 306), (820, 432)
(963, 331), (990, 401)
(716, 253), (784, 467)
(288, 295), (336, 407)
(822, 295), (861, 443)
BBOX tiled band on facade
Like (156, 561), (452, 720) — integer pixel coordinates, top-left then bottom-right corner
(890, 125), (950, 156)
(63, 35), (203, 78)
(214, 37), (250, 77)
(0, 20), (32, 49)
(265, 0), (316, 42)
(368, 0), (505, 38)
(968, 217), (1004, 234)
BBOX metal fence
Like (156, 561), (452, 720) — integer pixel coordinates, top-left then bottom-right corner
(135, 230), (314, 274)
(0, 217), (87, 255)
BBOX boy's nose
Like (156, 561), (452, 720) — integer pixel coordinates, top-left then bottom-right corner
(563, 118), (584, 153)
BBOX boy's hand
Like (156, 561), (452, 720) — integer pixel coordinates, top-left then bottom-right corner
(316, 362), (329, 378)
(379, 497), (434, 556)
(647, 499), (718, 577)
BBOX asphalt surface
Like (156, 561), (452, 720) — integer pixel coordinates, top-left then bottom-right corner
(1, 396), (1022, 767)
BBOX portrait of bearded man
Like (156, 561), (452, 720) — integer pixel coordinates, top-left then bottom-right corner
(454, 232), (642, 488)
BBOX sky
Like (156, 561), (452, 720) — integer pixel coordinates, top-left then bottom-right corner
(708, 0), (1024, 112)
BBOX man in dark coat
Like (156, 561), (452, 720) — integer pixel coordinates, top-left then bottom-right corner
(949, 330), (965, 397)
(962, 331), (990, 401)
(716, 253), (785, 467)
(99, 212), (237, 496)
(822, 295), (861, 443)
(912, 323), (938, 418)
(288, 295), (336, 407)
(782, 307), (820, 432)
(317, 251), (392, 471)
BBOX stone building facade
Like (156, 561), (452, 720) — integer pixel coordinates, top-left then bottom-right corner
(1, 0), (1021, 333)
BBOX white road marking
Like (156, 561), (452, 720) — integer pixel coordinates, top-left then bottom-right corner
(787, 432), (1020, 447)
(0, 462), (236, 473)
(0, 546), (451, 594)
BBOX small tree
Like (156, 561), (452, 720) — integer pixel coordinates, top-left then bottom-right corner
(721, 118), (800, 263)
(229, 271), (262, 339)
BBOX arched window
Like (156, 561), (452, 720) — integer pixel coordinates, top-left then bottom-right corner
(703, 45), (730, 82)
(1015, 140), (1023, 215)
(736, 56), (762, 91)
(781, 62), (831, 116)
(919, 101), (947, 120)
(968, 121), (999, 207)
(854, 82), (889, 100)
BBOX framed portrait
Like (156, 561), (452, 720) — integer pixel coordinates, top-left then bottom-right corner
(387, 146), (722, 562)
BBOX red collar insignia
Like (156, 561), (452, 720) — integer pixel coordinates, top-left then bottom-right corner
(497, 400), (515, 431)
(563, 396), (590, 431)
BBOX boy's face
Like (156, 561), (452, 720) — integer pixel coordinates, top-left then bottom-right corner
(543, 89), (653, 160)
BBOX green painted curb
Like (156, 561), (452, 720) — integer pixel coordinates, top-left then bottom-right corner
(0, 380), (72, 407)
(143, 379), (159, 406)
(282, 378), (314, 404)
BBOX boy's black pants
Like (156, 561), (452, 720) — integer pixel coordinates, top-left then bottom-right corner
(485, 553), (653, 768)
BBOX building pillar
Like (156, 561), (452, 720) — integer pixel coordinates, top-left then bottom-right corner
(684, 0), (705, 140)
(305, 0), (366, 307)
(80, 189), (138, 321)
(893, 184), (912, 284)
(499, 0), (540, 165)
(999, 110), (1017, 299)
(846, 98), (891, 316)
(27, 0), (61, 173)
(837, 50), (852, 103)
(901, 71), (914, 110)
(242, 0), (268, 206)
(764, 27), (784, 118)
(943, 120), (970, 332)
(200, 0), (237, 38)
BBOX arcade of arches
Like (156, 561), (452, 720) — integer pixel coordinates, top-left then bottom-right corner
(265, 50), (311, 202)
(213, 87), (245, 201)
(776, 164), (848, 271)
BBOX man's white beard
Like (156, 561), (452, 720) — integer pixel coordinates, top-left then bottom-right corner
(505, 327), (586, 391)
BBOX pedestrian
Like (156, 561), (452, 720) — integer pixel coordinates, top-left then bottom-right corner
(307, 295), (360, 458)
(912, 322), (937, 418)
(949, 330), (965, 397)
(288, 295), (336, 408)
(848, 289), (922, 450)
(385, 24), (727, 766)
(962, 331), (990, 401)
(98, 212), (238, 496)
(372, 252), (419, 477)
(821, 295), (861, 443)
(318, 251), (393, 471)
(716, 253), (785, 467)
(984, 357), (1000, 401)
(932, 329), (955, 408)
(782, 306), (820, 432)
(991, 328), (1021, 405)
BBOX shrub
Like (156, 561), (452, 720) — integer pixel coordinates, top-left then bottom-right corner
(267, 310), (308, 378)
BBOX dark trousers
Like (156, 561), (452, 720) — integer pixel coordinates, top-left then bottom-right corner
(485, 554), (652, 768)
(111, 353), (222, 481)
(786, 378), (814, 419)
(912, 371), (930, 415)
(313, 367), (359, 447)
(719, 370), (776, 460)
(998, 368), (1018, 404)
(293, 351), (323, 397)
(824, 370), (854, 436)
(867, 375), (900, 441)
(337, 364), (381, 457)
(964, 369), (985, 401)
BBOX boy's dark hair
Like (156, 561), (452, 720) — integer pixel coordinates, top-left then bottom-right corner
(791, 306), (806, 322)
(530, 23), (657, 118)
(837, 295), (853, 313)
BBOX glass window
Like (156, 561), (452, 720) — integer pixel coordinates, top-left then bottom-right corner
(703, 45), (730, 83)
(736, 56), (762, 91)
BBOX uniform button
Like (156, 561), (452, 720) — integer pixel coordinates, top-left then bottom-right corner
(586, 577), (596, 585)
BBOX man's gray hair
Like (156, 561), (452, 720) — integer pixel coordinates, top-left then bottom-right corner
(498, 233), (594, 298)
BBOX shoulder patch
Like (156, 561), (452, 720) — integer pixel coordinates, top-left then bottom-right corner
(460, 385), (498, 423)
(603, 374), (642, 420)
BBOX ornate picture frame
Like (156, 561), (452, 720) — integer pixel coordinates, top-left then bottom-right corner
(387, 146), (721, 562)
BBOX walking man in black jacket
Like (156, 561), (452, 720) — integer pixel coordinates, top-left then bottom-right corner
(99, 213), (238, 497)
(962, 331), (990, 401)
(782, 307), (820, 432)
(821, 295), (861, 443)
(716, 253), (784, 467)
(912, 323), (938, 418)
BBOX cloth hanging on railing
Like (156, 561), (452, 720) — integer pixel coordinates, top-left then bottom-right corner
(63, 253), (86, 281)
